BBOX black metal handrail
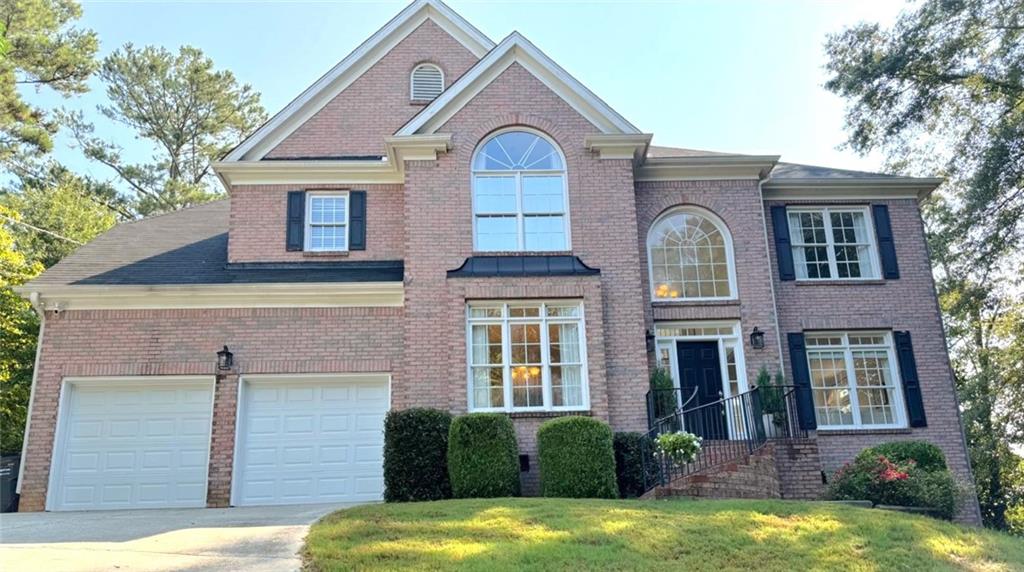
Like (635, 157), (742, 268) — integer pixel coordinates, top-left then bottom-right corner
(645, 387), (699, 427)
(639, 385), (807, 494)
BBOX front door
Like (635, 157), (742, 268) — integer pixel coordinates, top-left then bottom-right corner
(676, 341), (726, 439)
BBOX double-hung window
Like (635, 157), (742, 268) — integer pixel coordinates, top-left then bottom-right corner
(805, 332), (906, 429)
(305, 192), (349, 252)
(788, 207), (879, 280)
(467, 301), (588, 412)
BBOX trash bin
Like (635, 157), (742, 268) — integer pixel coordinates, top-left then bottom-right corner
(0, 455), (20, 513)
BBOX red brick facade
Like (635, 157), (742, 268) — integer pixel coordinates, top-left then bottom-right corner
(18, 5), (979, 521)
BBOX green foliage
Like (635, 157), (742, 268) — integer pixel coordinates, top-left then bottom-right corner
(0, 0), (98, 164)
(827, 451), (961, 520)
(649, 367), (675, 419)
(654, 431), (702, 465)
(0, 209), (43, 454)
(383, 408), (453, 503)
(757, 368), (788, 428)
(61, 43), (268, 216)
(858, 441), (948, 473)
(536, 416), (617, 499)
(613, 431), (659, 498)
(447, 413), (519, 498)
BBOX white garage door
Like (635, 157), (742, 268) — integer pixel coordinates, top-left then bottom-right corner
(234, 375), (388, 506)
(49, 378), (214, 511)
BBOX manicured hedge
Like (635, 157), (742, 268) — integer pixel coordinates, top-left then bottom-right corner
(613, 432), (659, 498)
(383, 408), (453, 502)
(538, 416), (618, 499)
(857, 440), (948, 472)
(447, 413), (520, 498)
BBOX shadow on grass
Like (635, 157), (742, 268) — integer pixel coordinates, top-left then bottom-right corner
(304, 498), (1024, 572)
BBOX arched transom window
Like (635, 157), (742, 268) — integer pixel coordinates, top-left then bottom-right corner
(472, 129), (568, 252)
(648, 208), (736, 300)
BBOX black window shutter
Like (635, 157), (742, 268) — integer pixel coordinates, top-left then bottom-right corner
(349, 190), (366, 251)
(872, 204), (900, 279)
(771, 206), (796, 281)
(787, 332), (818, 430)
(286, 190), (305, 251)
(894, 331), (927, 427)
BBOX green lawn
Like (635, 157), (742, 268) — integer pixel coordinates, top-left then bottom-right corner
(303, 498), (1024, 572)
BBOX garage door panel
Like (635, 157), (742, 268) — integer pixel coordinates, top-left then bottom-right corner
(51, 381), (213, 511)
(235, 376), (387, 506)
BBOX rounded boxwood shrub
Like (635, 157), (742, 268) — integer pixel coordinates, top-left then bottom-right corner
(447, 413), (520, 498)
(857, 440), (948, 473)
(383, 408), (453, 502)
(537, 416), (618, 499)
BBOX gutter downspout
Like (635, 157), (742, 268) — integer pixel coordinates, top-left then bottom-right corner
(756, 179), (787, 373)
(16, 292), (45, 495)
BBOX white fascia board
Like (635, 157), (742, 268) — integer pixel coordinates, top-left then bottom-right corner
(584, 134), (653, 160)
(762, 177), (943, 202)
(397, 32), (641, 136)
(635, 155), (780, 182)
(20, 282), (405, 310)
(212, 159), (402, 186)
(223, 0), (493, 162)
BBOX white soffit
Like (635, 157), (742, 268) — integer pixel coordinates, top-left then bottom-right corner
(397, 32), (641, 136)
(224, 0), (494, 162)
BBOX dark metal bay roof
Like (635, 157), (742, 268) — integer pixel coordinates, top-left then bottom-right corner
(447, 255), (600, 278)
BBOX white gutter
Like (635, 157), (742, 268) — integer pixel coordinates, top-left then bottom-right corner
(16, 292), (45, 494)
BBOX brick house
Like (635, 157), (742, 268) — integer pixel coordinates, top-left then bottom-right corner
(15, 0), (980, 521)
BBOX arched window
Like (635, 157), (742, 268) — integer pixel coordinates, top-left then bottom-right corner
(471, 129), (568, 251)
(647, 208), (736, 300)
(410, 63), (444, 101)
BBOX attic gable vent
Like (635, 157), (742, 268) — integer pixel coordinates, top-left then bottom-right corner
(411, 63), (444, 101)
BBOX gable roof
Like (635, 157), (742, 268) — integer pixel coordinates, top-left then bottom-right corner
(223, 0), (494, 162)
(396, 32), (641, 136)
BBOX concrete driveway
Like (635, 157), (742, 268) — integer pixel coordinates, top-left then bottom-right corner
(0, 503), (357, 572)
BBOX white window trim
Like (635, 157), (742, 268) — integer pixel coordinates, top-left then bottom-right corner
(804, 330), (907, 430)
(653, 320), (748, 400)
(647, 207), (738, 302)
(788, 206), (882, 281)
(410, 63), (444, 101)
(466, 300), (590, 413)
(471, 127), (571, 252)
(304, 190), (350, 252)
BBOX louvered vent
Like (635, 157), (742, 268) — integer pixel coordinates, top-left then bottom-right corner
(411, 64), (444, 101)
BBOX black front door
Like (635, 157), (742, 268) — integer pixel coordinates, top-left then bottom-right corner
(676, 341), (726, 439)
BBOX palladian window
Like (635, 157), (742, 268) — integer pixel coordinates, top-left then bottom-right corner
(471, 129), (568, 252)
(647, 208), (736, 300)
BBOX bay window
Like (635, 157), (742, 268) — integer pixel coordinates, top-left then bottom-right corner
(467, 301), (588, 412)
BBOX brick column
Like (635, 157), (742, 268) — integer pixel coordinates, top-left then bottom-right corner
(206, 373), (238, 507)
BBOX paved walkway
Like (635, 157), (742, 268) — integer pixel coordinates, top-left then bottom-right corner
(0, 503), (355, 571)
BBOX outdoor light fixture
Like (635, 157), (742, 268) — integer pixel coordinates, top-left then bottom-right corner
(217, 346), (234, 371)
(645, 329), (656, 353)
(750, 327), (765, 350)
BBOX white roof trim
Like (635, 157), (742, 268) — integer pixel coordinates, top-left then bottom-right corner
(19, 282), (405, 310)
(396, 32), (641, 136)
(223, 0), (493, 162)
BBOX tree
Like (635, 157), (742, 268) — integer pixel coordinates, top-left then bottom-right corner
(825, 0), (1024, 531)
(0, 207), (42, 454)
(0, 0), (98, 166)
(62, 44), (268, 216)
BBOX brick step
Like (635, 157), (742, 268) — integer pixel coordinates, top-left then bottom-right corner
(650, 443), (782, 501)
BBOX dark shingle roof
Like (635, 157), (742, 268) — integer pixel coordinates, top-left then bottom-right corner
(23, 200), (402, 289)
(447, 255), (599, 278)
(769, 162), (908, 180)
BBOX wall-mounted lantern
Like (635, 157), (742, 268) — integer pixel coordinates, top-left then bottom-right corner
(749, 327), (765, 350)
(645, 329), (656, 353)
(217, 346), (234, 371)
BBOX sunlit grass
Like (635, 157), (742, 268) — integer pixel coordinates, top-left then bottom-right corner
(303, 498), (1024, 572)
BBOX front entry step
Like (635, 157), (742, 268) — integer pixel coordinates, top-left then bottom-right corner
(644, 444), (782, 500)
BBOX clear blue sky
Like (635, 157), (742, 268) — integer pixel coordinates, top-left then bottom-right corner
(43, 0), (908, 179)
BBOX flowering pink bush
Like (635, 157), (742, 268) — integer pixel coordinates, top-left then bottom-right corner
(827, 447), (960, 519)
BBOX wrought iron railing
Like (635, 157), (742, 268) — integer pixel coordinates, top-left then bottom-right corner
(645, 387), (699, 427)
(640, 385), (807, 494)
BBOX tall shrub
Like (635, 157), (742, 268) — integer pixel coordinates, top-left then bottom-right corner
(613, 432), (659, 498)
(537, 416), (618, 499)
(650, 367), (676, 419)
(859, 441), (947, 473)
(447, 413), (520, 498)
(383, 408), (452, 502)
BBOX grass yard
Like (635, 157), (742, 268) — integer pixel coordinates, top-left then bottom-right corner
(304, 498), (1024, 571)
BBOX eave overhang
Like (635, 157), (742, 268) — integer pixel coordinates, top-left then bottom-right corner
(762, 177), (944, 201)
(635, 155), (781, 182)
